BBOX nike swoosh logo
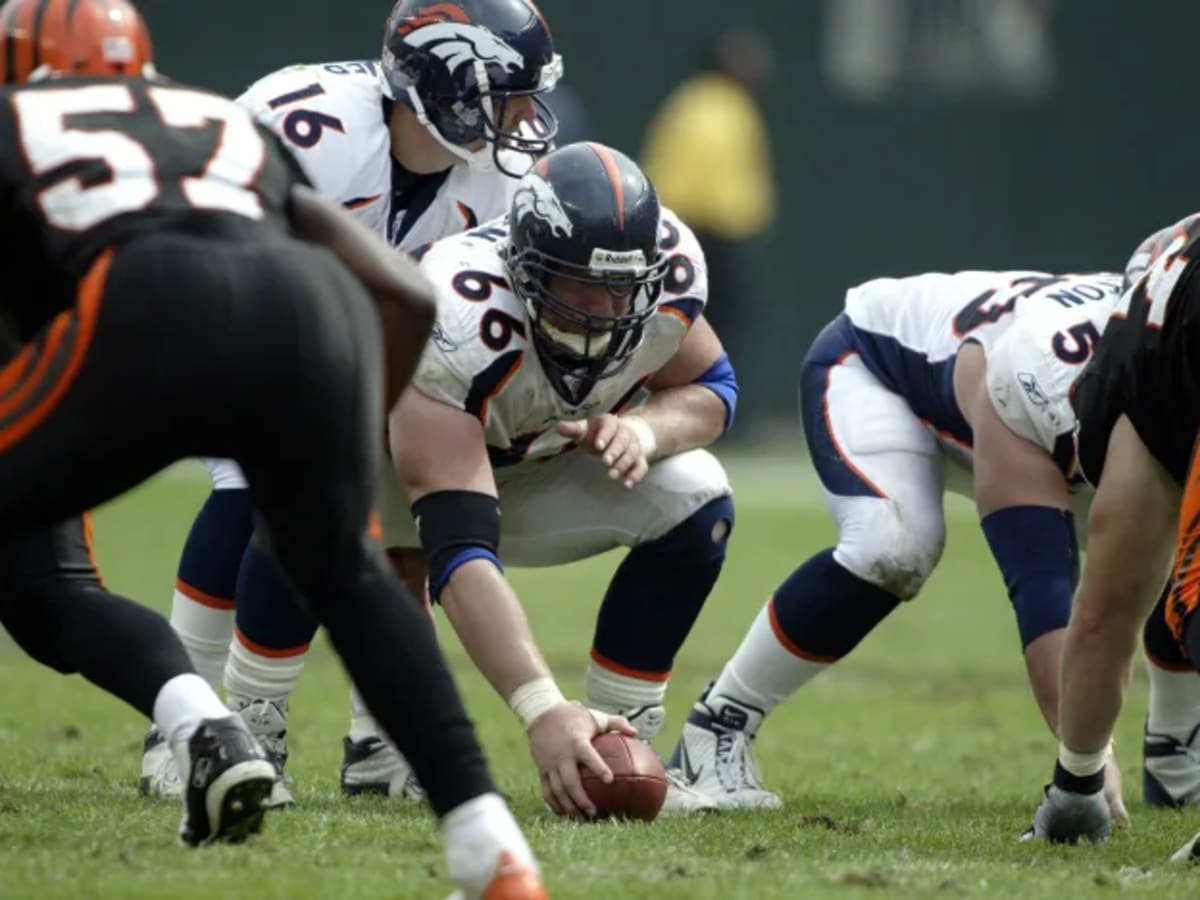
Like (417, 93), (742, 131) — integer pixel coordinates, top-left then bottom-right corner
(678, 739), (703, 784)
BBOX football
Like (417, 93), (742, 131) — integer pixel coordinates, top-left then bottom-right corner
(579, 732), (669, 821)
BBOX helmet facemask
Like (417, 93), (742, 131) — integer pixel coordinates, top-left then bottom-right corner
(506, 242), (668, 405)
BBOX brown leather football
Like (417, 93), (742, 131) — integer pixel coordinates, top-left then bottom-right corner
(579, 732), (668, 821)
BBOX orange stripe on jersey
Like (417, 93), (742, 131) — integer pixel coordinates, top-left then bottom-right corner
(368, 509), (383, 544)
(589, 647), (671, 683)
(234, 625), (310, 658)
(0, 247), (112, 453)
(175, 577), (235, 610)
(478, 351), (523, 425)
(342, 193), (381, 211)
(587, 142), (625, 231)
(767, 596), (839, 663)
(81, 510), (105, 587)
(824, 351), (888, 499)
(1167, 448), (1200, 642)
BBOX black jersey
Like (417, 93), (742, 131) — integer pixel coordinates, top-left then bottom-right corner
(0, 74), (309, 337)
(1073, 214), (1200, 486)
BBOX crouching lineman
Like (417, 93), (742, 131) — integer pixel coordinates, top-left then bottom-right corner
(219, 142), (739, 817)
(668, 267), (1130, 815)
(146, 0), (561, 805)
(1026, 213), (1200, 859)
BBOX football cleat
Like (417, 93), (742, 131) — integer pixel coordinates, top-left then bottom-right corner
(666, 688), (782, 811)
(1170, 831), (1200, 865)
(446, 850), (547, 900)
(140, 725), (183, 799)
(1144, 720), (1200, 808)
(340, 736), (425, 800)
(178, 716), (275, 846)
(227, 694), (295, 808)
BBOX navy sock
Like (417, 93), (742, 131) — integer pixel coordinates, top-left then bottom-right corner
(770, 548), (900, 660)
(592, 495), (733, 675)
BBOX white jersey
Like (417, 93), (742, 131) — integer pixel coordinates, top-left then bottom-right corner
(842, 271), (1124, 473)
(236, 60), (533, 250)
(412, 209), (707, 466)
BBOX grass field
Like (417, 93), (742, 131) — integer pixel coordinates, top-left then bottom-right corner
(1, 448), (1197, 898)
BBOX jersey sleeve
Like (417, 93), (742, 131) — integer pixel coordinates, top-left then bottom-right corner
(236, 65), (364, 201)
(984, 320), (1077, 455)
(657, 207), (710, 328)
(409, 242), (515, 415)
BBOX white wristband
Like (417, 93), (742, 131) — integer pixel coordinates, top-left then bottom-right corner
(508, 677), (566, 731)
(1058, 741), (1112, 777)
(621, 414), (658, 462)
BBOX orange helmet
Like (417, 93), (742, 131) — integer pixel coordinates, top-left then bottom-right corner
(0, 0), (153, 85)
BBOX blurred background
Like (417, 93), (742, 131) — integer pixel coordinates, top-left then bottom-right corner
(140, 0), (1192, 438)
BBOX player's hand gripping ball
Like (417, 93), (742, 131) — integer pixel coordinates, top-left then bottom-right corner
(579, 732), (668, 821)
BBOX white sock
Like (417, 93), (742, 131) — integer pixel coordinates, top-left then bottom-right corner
(153, 673), (229, 747)
(708, 600), (831, 727)
(169, 586), (235, 690)
(585, 663), (669, 742)
(442, 793), (535, 896)
(223, 630), (308, 704)
(1146, 653), (1200, 742)
(348, 686), (384, 743)
(584, 662), (668, 713)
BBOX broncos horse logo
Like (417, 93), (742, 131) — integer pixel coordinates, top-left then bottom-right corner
(397, 4), (525, 75)
(512, 174), (573, 238)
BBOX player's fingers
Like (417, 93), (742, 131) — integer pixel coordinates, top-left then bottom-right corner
(576, 740), (614, 785)
(607, 441), (642, 481)
(603, 432), (633, 474)
(592, 416), (620, 454)
(605, 714), (638, 737)
(560, 756), (598, 817)
(624, 455), (650, 489)
(546, 768), (578, 818)
(540, 770), (564, 817)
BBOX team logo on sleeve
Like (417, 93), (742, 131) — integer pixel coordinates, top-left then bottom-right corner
(512, 175), (573, 238)
(397, 6), (525, 76)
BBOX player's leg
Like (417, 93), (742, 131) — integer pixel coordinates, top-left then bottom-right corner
(1141, 586), (1200, 807)
(0, 255), (283, 841)
(671, 316), (948, 808)
(171, 460), (251, 690)
(142, 458), (253, 799)
(233, 245), (538, 894)
(339, 461), (433, 800)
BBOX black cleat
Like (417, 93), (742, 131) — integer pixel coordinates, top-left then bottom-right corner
(179, 716), (276, 847)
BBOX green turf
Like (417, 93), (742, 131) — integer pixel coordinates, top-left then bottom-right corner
(0, 453), (1196, 898)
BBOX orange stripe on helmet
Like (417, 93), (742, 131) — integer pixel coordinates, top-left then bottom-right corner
(586, 142), (626, 233)
(397, 2), (471, 36)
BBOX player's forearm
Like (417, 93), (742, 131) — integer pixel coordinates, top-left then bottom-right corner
(627, 384), (725, 459)
(439, 559), (554, 700)
(1058, 593), (1140, 754)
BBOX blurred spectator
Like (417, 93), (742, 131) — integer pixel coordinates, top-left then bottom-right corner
(544, 80), (592, 147)
(642, 26), (776, 420)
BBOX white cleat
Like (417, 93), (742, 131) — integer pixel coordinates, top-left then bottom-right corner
(227, 694), (295, 808)
(1170, 831), (1200, 865)
(341, 735), (425, 800)
(659, 767), (719, 816)
(667, 689), (782, 811)
(140, 726), (183, 799)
